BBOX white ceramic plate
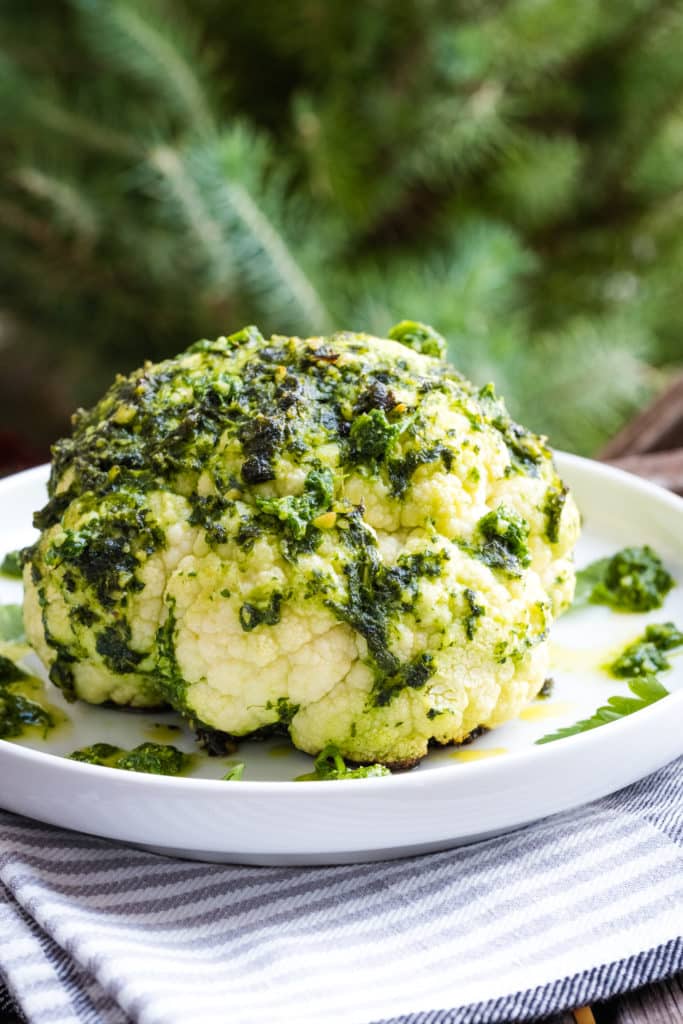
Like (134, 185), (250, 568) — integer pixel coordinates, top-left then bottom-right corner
(1, 455), (682, 864)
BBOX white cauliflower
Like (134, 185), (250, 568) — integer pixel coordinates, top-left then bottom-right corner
(24, 321), (579, 766)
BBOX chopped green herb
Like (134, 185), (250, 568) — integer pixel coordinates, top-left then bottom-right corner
(239, 591), (284, 632)
(354, 380), (398, 416)
(0, 653), (26, 684)
(0, 662), (57, 740)
(348, 408), (400, 466)
(238, 413), (284, 485)
(464, 587), (485, 640)
(188, 494), (231, 546)
(609, 622), (683, 677)
(536, 676), (669, 744)
(387, 443), (452, 499)
(475, 504), (531, 577)
(255, 467), (334, 541)
(0, 689), (53, 739)
(222, 762), (245, 781)
(324, 520), (445, 704)
(298, 743), (391, 780)
(117, 742), (188, 775)
(477, 383), (546, 474)
(265, 696), (300, 725)
(543, 486), (568, 544)
(373, 652), (435, 707)
(573, 546), (674, 612)
(0, 550), (23, 579)
(95, 623), (145, 675)
(68, 742), (122, 765)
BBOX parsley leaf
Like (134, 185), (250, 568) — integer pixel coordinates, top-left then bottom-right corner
(572, 557), (610, 609)
(536, 676), (669, 744)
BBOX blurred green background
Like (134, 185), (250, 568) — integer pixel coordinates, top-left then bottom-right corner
(2, 0), (683, 461)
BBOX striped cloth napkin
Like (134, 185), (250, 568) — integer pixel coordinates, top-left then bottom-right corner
(1, 757), (682, 1024)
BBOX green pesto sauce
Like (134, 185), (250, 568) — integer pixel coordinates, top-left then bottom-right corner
(0, 660), (67, 740)
(464, 587), (486, 640)
(543, 486), (568, 544)
(154, 600), (188, 711)
(295, 744), (391, 781)
(255, 467), (333, 544)
(387, 443), (453, 499)
(349, 408), (400, 466)
(609, 621), (683, 678)
(472, 504), (531, 577)
(37, 324), (545, 532)
(95, 622), (146, 674)
(68, 740), (194, 776)
(43, 494), (164, 609)
(477, 383), (548, 475)
(239, 591), (284, 632)
(264, 697), (300, 725)
(322, 523), (446, 704)
(574, 546), (674, 612)
(538, 677), (554, 699)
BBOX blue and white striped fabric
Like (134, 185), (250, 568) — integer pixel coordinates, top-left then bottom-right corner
(1, 757), (682, 1024)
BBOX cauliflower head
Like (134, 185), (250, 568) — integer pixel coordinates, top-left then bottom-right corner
(25, 322), (579, 766)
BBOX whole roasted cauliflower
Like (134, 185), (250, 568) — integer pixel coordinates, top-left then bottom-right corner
(25, 322), (579, 766)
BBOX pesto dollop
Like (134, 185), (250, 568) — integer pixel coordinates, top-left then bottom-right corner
(474, 504), (531, 577)
(68, 741), (193, 776)
(609, 622), (683, 678)
(296, 743), (391, 781)
(574, 546), (674, 612)
(0, 657), (59, 740)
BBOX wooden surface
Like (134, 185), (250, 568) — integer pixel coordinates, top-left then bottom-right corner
(604, 447), (683, 494)
(600, 373), (683, 459)
(601, 372), (683, 495)
(544, 976), (683, 1024)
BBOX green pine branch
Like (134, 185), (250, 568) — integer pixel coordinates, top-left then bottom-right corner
(70, 0), (217, 137)
(149, 130), (331, 333)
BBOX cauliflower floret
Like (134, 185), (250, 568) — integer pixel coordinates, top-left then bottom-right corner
(25, 490), (196, 706)
(24, 321), (579, 764)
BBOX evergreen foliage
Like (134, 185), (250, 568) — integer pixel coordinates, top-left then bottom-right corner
(2, 0), (683, 451)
